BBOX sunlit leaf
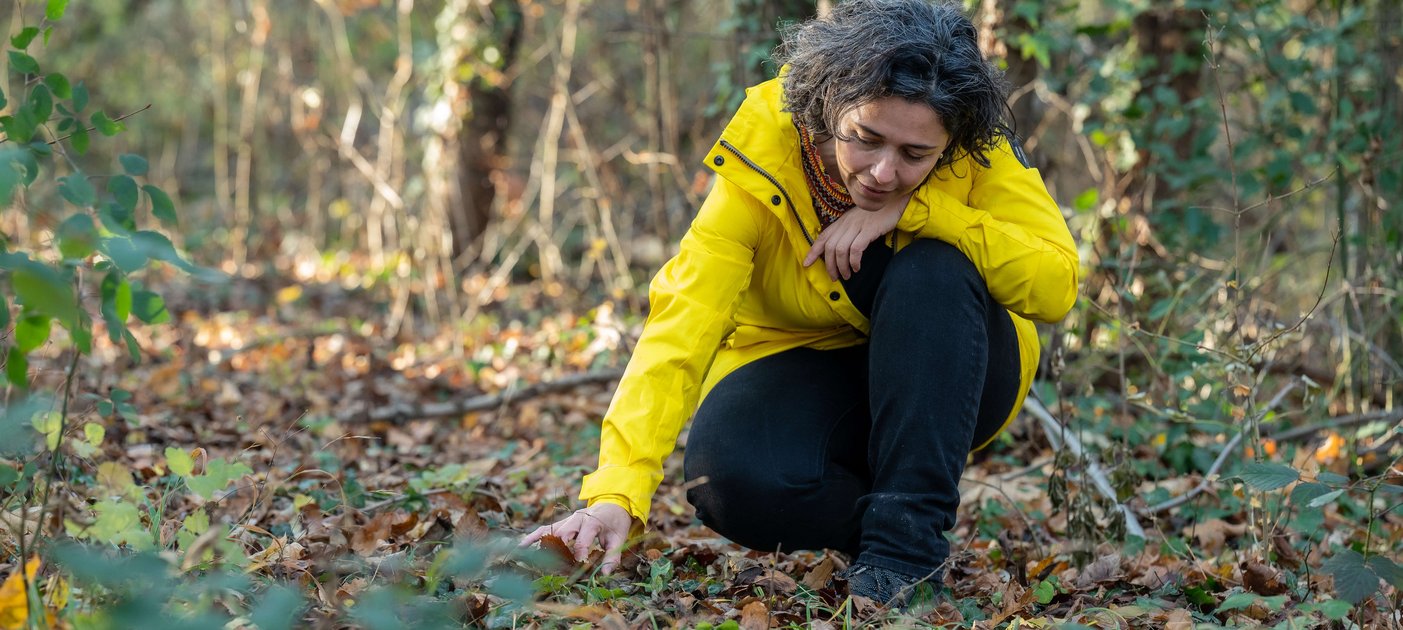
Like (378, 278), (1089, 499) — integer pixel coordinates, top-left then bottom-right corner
(166, 446), (194, 478)
(90, 111), (125, 136)
(185, 458), (253, 501)
(15, 314), (51, 353)
(47, 0), (70, 21)
(10, 27), (40, 50)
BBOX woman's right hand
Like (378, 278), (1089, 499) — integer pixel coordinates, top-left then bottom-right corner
(518, 502), (634, 574)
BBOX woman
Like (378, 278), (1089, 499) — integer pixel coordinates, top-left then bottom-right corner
(522, 0), (1077, 606)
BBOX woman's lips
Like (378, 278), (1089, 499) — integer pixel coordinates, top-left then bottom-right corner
(858, 182), (891, 196)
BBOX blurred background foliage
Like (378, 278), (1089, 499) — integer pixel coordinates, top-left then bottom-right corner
(2, 0), (1401, 623)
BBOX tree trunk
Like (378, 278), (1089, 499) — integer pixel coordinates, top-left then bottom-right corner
(451, 0), (525, 263)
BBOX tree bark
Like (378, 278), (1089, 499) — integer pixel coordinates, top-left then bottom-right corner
(452, 0), (525, 263)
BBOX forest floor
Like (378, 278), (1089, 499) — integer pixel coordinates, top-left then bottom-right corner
(3, 270), (1400, 629)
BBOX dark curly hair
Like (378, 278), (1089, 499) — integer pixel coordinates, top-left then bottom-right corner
(774, 0), (1011, 170)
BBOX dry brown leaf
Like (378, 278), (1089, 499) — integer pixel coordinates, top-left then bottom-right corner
(1075, 552), (1123, 588)
(802, 556), (836, 591)
(1184, 518), (1246, 553)
(1242, 560), (1288, 595)
(739, 600), (769, 630)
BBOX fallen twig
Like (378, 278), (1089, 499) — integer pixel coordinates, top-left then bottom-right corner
(1267, 409), (1403, 443)
(1023, 397), (1146, 539)
(345, 368), (626, 423)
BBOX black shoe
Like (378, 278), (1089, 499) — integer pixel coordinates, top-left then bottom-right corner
(839, 563), (922, 608)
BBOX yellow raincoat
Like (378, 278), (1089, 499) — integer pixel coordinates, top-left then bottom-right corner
(580, 77), (1079, 523)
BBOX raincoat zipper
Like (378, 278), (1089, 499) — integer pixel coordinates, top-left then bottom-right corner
(718, 139), (812, 245)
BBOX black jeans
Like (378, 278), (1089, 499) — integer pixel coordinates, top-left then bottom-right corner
(683, 238), (1020, 579)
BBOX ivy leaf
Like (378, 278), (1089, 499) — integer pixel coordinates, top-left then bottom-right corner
(1323, 550), (1382, 604)
(7, 51), (40, 75)
(1239, 462), (1299, 491)
(47, 0), (70, 21)
(108, 175), (139, 212)
(143, 185), (177, 227)
(166, 446), (194, 478)
(58, 173), (96, 207)
(186, 458), (253, 502)
(119, 154), (149, 176)
(89, 111), (125, 136)
(10, 27), (40, 49)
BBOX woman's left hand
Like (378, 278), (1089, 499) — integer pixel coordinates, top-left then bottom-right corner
(803, 197), (908, 280)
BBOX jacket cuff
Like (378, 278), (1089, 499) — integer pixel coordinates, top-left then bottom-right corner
(579, 465), (659, 523)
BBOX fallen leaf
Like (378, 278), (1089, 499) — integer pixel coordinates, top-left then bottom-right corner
(1185, 518), (1246, 553)
(0, 557), (41, 629)
(802, 556), (836, 591)
(739, 599), (769, 630)
(1242, 560), (1287, 595)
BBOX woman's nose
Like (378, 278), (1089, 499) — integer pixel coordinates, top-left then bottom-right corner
(871, 154), (897, 185)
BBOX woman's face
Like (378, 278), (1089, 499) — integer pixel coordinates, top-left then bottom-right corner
(833, 97), (949, 211)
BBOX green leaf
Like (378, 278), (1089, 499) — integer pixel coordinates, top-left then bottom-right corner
(47, 0), (71, 21)
(143, 185), (177, 227)
(247, 584), (305, 630)
(57, 213), (98, 259)
(0, 292), (8, 330)
(1316, 472), (1350, 485)
(0, 148), (28, 202)
(186, 458), (253, 501)
(11, 27), (40, 49)
(109, 175), (138, 212)
(15, 314), (51, 353)
(1367, 556), (1403, 588)
(119, 154), (149, 176)
(1299, 599), (1353, 620)
(1073, 188), (1098, 213)
(1240, 462), (1299, 491)
(6, 347), (29, 388)
(70, 125), (89, 154)
(1307, 488), (1345, 509)
(90, 111), (125, 136)
(58, 173), (96, 207)
(84, 422), (104, 446)
(74, 498), (153, 548)
(1323, 550), (1381, 604)
(27, 84), (53, 122)
(1215, 591), (1259, 613)
(100, 271), (132, 343)
(13, 263), (78, 328)
(132, 290), (170, 324)
(7, 51), (40, 74)
(1033, 578), (1056, 604)
(0, 85), (6, 110)
(101, 236), (146, 272)
(71, 82), (88, 112)
(166, 446), (194, 477)
(43, 72), (72, 99)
